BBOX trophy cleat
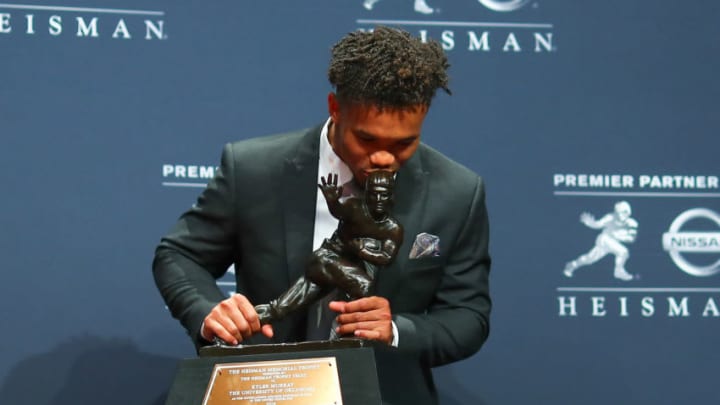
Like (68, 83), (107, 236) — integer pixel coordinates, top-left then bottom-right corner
(614, 269), (634, 281)
(414, 0), (434, 14)
(363, 0), (380, 10)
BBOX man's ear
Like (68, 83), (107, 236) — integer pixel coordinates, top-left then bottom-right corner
(328, 92), (340, 121)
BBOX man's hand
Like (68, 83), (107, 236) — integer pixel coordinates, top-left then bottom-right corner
(330, 296), (393, 345)
(201, 294), (274, 345)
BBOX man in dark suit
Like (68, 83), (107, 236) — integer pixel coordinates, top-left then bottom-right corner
(153, 26), (491, 404)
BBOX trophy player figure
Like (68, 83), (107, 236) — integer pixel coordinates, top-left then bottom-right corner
(563, 201), (638, 281)
(255, 170), (403, 330)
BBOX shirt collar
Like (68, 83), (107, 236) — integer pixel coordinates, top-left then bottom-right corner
(318, 117), (354, 186)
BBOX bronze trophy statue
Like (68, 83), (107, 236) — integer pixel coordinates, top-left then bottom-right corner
(197, 171), (402, 405)
(254, 170), (403, 336)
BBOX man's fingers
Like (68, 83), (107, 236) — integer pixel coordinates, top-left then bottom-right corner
(336, 296), (389, 313)
(219, 299), (252, 339)
(352, 329), (381, 340)
(330, 296), (393, 344)
(220, 311), (251, 341)
(204, 294), (265, 344)
(336, 320), (382, 333)
(335, 320), (392, 344)
(336, 309), (391, 324)
(261, 324), (274, 338)
(204, 318), (238, 345)
(233, 295), (262, 333)
(328, 300), (347, 313)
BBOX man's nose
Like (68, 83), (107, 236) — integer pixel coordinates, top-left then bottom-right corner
(369, 150), (395, 168)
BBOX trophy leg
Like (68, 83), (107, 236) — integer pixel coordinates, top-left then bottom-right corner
(307, 248), (373, 299)
(256, 276), (325, 324)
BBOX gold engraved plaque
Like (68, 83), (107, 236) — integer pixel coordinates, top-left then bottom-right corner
(202, 357), (343, 405)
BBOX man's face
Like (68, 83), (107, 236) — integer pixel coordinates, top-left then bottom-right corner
(327, 92), (427, 186)
(366, 184), (392, 218)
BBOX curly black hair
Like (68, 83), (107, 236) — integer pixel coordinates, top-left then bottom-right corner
(328, 26), (450, 109)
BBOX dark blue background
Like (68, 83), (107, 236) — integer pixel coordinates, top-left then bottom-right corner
(2, 1), (719, 403)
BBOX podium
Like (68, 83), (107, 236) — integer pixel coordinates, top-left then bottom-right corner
(165, 340), (382, 405)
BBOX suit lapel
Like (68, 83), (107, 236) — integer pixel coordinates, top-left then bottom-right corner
(282, 127), (321, 283)
(375, 149), (429, 297)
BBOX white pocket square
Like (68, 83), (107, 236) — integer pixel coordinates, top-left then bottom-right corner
(409, 232), (440, 259)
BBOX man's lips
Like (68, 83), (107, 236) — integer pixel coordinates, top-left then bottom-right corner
(363, 168), (396, 177)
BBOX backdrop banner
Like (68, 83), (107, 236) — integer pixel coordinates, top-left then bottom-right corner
(1, 1), (719, 404)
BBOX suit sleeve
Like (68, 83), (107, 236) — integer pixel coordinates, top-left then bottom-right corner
(394, 177), (491, 367)
(152, 143), (239, 347)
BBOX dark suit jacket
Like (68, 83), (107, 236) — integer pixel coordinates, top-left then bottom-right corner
(153, 125), (491, 404)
